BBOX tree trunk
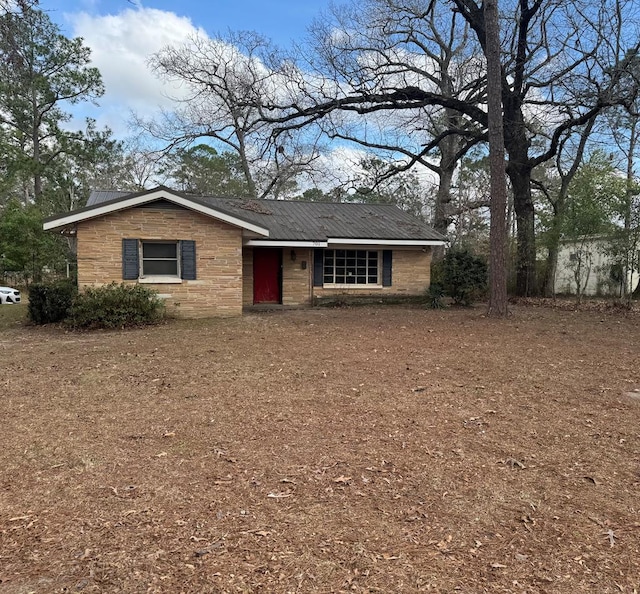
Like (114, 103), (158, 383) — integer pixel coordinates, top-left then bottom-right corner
(235, 130), (258, 199)
(433, 162), (454, 236)
(432, 156), (455, 262)
(31, 87), (42, 203)
(623, 118), (637, 303)
(484, 0), (508, 317)
(508, 158), (536, 296)
(542, 201), (563, 298)
(543, 242), (559, 297)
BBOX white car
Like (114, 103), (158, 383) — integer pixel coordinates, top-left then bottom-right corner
(0, 286), (21, 304)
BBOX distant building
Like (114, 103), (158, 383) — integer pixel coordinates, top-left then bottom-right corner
(555, 236), (639, 296)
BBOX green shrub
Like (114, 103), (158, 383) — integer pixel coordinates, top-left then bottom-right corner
(441, 248), (488, 305)
(67, 283), (165, 329)
(28, 279), (77, 324)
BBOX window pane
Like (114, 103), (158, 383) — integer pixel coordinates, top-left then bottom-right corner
(143, 243), (177, 258)
(320, 249), (381, 285)
(143, 260), (178, 275)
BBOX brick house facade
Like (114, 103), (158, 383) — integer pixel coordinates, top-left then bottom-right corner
(44, 187), (446, 318)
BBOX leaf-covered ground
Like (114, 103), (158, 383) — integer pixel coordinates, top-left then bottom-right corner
(1, 305), (639, 593)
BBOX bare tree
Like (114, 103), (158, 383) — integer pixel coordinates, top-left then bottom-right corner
(536, 118), (597, 297)
(139, 30), (322, 199)
(286, 0), (485, 235)
(258, 0), (640, 295)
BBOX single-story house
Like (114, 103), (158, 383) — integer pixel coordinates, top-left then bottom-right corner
(43, 186), (447, 317)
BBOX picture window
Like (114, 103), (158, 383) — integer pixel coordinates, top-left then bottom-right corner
(323, 249), (379, 285)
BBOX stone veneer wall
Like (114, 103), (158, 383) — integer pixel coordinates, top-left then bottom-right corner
(243, 247), (431, 307)
(242, 247), (313, 306)
(312, 248), (432, 300)
(283, 248), (313, 305)
(76, 206), (243, 318)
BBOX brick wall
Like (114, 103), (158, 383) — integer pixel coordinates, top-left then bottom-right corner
(242, 247), (313, 306)
(243, 247), (432, 307)
(241, 247), (254, 307)
(282, 248), (312, 305)
(76, 206), (244, 318)
(313, 248), (432, 299)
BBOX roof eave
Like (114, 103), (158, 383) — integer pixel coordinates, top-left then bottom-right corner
(244, 239), (329, 247)
(244, 238), (447, 247)
(43, 188), (270, 237)
(327, 238), (447, 246)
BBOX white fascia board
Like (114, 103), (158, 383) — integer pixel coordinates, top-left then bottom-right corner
(245, 239), (328, 247)
(327, 238), (446, 246)
(43, 190), (270, 237)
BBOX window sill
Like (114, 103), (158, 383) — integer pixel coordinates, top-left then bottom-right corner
(139, 276), (183, 284)
(323, 284), (384, 289)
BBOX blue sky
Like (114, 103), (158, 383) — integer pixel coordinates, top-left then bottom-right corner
(40, 0), (334, 138)
(47, 0), (330, 48)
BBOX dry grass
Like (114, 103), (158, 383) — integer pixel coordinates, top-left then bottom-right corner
(1, 305), (639, 593)
(0, 303), (27, 331)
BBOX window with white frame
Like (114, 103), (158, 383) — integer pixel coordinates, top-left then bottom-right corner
(323, 249), (379, 285)
(141, 241), (179, 277)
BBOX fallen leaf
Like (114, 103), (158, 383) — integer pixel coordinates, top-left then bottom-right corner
(606, 529), (616, 547)
(267, 492), (292, 498)
(334, 475), (352, 484)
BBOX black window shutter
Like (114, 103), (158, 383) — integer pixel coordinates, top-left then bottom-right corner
(180, 240), (196, 280)
(382, 250), (392, 286)
(122, 238), (139, 280)
(313, 249), (324, 287)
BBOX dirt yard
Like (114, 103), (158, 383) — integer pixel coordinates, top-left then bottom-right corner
(1, 304), (639, 593)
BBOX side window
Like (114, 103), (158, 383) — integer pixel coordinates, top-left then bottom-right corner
(122, 239), (196, 281)
(141, 241), (179, 277)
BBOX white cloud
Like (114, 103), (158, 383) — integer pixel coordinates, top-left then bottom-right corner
(68, 7), (208, 136)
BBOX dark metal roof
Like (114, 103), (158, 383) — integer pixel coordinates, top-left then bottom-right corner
(87, 190), (130, 205)
(83, 188), (446, 242)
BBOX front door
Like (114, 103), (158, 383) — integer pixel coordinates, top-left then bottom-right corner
(253, 248), (282, 304)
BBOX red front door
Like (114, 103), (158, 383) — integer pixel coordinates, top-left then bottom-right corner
(253, 248), (282, 304)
